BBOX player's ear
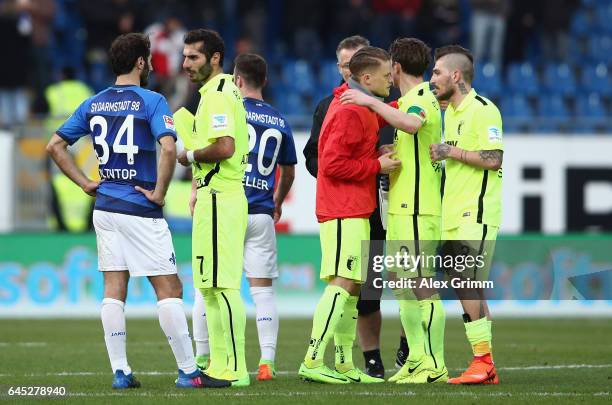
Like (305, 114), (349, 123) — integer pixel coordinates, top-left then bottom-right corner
(211, 52), (221, 67)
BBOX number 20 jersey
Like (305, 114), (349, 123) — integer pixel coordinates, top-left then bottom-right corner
(243, 97), (297, 216)
(56, 85), (177, 218)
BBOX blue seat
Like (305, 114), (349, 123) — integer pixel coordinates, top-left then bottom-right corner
(570, 10), (592, 36)
(588, 36), (612, 64)
(574, 93), (608, 132)
(500, 95), (533, 133)
(282, 60), (316, 96)
(474, 63), (502, 98)
(596, 4), (612, 34)
(506, 63), (539, 97)
(536, 96), (570, 132)
(318, 59), (340, 86)
(580, 63), (612, 96)
(542, 63), (577, 96)
(275, 92), (307, 116)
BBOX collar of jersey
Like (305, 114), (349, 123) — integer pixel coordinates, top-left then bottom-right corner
(347, 77), (384, 101)
(453, 88), (477, 112)
(199, 73), (233, 95)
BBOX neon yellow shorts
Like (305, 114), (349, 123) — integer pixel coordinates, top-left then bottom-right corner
(441, 222), (498, 281)
(386, 214), (441, 278)
(192, 187), (247, 290)
(319, 218), (369, 283)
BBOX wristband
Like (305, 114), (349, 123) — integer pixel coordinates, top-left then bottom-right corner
(186, 150), (196, 163)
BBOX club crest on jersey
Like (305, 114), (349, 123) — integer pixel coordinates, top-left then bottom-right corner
(347, 255), (359, 271)
(163, 115), (175, 131)
(212, 114), (228, 130)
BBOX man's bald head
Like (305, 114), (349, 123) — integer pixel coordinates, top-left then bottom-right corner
(434, 45), (474, 84)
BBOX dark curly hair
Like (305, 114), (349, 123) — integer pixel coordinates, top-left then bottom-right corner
(109, 33), (151, 76)
(184, 29), (225, 66)
(389, 37), (432, 77)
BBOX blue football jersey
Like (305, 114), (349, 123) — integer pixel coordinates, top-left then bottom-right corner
(243, 97), (297, 216)
(57, 85), (177, 218)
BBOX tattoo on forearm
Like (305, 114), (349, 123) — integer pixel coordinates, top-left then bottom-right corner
(458, 82), (468, 95)
(436, 143), (451, 158)
(479, 150), (503, 165)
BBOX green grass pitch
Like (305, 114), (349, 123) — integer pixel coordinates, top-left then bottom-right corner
(0, 317), (610, 404)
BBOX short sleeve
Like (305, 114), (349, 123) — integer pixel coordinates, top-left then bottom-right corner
(477, 106), (504, 151)
(406, 103), (428, 125)
(148, 95), (177, 142)
(56, 99), (90, 145)
(278, 124), (297, 165)
(198, 92), (235, 141)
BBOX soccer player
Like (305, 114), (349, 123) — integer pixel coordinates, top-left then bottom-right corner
(191, 53), (297, 381)
(45, 33), (227, 389)
(429, 45), (503, 385)
(303, 34), (404, 379)
(340, 37), (447, 384)
(298, 47), (400, 384)
(177, 29), (250, 387)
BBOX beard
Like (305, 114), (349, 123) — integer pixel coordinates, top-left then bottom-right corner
(433, 85), (454, 101)
(140, 64), (150, 87)
(187, 61), (213, 84)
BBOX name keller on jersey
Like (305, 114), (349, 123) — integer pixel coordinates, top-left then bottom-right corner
(243, 174), (269, 190)
(246, 111), (286, 128)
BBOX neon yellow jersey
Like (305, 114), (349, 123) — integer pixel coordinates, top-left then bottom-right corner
(192, 73), (248, 192)
(442, 89), (503, 230)
(389, 81), (443, 216)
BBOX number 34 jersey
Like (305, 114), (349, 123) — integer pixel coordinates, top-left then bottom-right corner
(56, 85), (177, 218)
(243, 97), (297, 216)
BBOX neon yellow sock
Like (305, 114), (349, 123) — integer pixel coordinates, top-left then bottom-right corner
(420, 295), (446, 370)
(304, 285), (349, 368)
(464, 317), (492, 356)
(399, 298), (424, 363)
(334, 295), (358, 372)
(215, 288), (247, 378)
(200, 288), (227, 376)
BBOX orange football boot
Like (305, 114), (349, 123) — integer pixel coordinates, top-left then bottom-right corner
(448, 354), (498, 385)
(257, 362), (276, 381)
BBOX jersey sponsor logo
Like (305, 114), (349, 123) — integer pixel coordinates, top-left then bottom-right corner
(163, 115), (175, 131)
(211, 114), (228, 130)
(169, 252), (176, 266)
(488, 126), (502, 142)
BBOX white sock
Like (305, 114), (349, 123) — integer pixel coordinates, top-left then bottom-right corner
(101, 298), (131, 374)
(250, 286), (278, 362)
(192, 288), (209, 356)
(157, 298), (197, 374)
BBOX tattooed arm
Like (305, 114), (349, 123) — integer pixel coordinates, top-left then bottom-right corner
(429, 144), (503, 170)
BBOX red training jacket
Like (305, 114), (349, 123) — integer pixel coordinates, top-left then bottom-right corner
(316, 83), (386, 223)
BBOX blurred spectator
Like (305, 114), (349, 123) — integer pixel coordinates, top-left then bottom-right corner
(503, 1), (538, 64)
(418, 0), (464, 49)
(539, 0), (579, 62)
(52, 0), (86, 79)
(369, 0), (421, 47)
(328, 0), (370, 50)
(16, 0), (56, 114)
(283, 0), (325, 61)
(0, 0), (31, 128)
(79, 0), (141, 90)
(44, 66), (95, 232)
(470, 0), (509, 69)
(145, 14), (186, 108)
(44, 66), (92, 133)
